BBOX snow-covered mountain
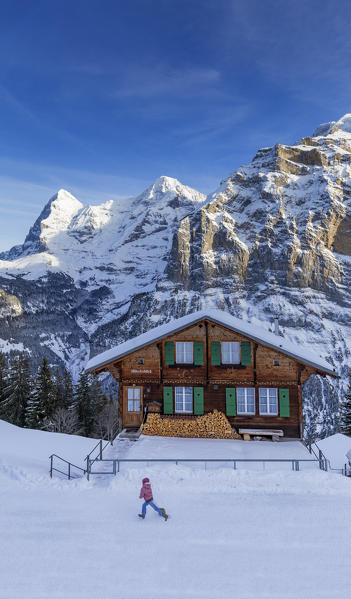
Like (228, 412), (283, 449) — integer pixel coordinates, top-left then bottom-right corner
(2, 116), (351, 437)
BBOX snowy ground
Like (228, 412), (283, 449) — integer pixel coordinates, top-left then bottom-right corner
(316, 433), (351, 469)
(1, 422), (351, 598)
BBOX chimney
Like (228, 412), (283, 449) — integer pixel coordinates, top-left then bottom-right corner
(274, 317), (279, 336)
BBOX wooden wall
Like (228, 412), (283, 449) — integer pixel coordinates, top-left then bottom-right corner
(107, 318), (324, 437)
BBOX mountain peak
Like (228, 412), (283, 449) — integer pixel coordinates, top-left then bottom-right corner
(46, 189), (83, 218)
(139, 175), (205, 206)
(313, 114), (351, 137)
(150, 176), (184, 193)
(0, 189), (83, 260)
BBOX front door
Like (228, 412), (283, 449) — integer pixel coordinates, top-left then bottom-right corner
(123, 386), (143, 427)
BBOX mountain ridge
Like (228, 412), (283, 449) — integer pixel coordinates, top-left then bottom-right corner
(1, 116), (351, 438)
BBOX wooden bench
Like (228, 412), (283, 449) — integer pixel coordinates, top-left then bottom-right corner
(239, 428), (284, 442)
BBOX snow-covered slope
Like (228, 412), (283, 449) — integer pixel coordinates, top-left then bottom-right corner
(1, 118), (351, 436)
(0, 419), (95, 476)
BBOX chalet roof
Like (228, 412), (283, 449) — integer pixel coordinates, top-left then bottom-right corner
(85, 309), (337, 376)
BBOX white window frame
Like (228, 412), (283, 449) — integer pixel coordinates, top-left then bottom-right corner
(175, 386), (193, 413)
(127, 387), (141, 412)
(221, 341), (240, 364)
(259, 388), (278, 415)
(176, 342), (193, 364)
(236, 387), (255, 415)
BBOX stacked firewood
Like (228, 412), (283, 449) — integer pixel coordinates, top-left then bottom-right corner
(142, 409), (241, 439)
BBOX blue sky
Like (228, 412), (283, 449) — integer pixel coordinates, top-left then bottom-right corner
(1, 0), (351, 250)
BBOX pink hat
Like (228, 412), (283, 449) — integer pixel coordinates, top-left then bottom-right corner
(142, 477), (150, 483)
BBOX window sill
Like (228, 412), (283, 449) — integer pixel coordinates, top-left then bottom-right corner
(213, 364), (247, 369)
(167, 363), (199, 368)
(259, 413), (279, 417)
(237, 412), (256, 416)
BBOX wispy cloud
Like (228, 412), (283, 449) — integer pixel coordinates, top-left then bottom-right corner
(0, 83), (84, 147)
(171, 105), (251, 147)
(112, 65), (221, 99)
(0, 84), (39, 124)
(229, 0), (351, 111)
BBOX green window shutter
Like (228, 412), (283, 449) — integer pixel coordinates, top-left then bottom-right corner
(211, 341), (221, 366)
(226, 388), (236, 416)
(240, 341), (251, 366)
(279, 388), (290, 417)
(163, 386), (173, 414)
(164, 341), (175, 365)
(194, 341), (204, 366)
(194, 387), (204, 415)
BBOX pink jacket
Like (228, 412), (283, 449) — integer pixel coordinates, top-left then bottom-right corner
(139, 478), (153, 502)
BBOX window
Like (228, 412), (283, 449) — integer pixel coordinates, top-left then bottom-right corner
(237, 387), (255, 414)
(127, 388), (140, 412)
(259, 388), (278, 415)
(175, 386), (193, 413)
(273, 360), (279, 366)
(176, 342), (193, 364)
(221, 341), (240, 364)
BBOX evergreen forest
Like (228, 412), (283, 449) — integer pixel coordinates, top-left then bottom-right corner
(0, 352), (119, 439)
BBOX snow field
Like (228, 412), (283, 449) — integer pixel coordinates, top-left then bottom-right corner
(1, 465), (350, 599)
(1, 424), (351, 598)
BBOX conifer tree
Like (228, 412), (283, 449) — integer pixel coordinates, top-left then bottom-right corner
(53, 368), (73, 411)
(74, 370), (95, 437)
(0, 352), (9, 418)
(2, 353), (32, 427)
(340, 372), (351, 436)
(26, 357), (54, 429)
(89, 374), (114, 438)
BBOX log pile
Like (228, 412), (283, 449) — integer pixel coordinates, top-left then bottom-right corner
(142, 409), (241, 439)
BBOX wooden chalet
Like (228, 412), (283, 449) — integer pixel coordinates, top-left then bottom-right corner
(86, 309), (336, 439)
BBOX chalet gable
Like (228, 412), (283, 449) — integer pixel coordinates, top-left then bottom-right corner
(86, 309), (336, 377)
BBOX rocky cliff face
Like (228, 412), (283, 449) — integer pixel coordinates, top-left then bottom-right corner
(2, 117), (351, 439)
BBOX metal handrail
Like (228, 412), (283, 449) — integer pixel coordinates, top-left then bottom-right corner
(49, 422), (121, 481)
(85, 422), (121, 474)
(304, 439), (347, 475)
(86, 457), (319, 479)
(314, 441), (348, 475)
(49, 453), (86, 480)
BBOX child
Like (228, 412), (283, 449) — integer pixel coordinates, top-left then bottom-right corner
(138, 477), (168, 520)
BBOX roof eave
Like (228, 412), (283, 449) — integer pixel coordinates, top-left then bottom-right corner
(85, 312), (337, 377)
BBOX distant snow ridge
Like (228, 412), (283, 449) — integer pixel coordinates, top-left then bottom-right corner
(313, 113), (351, 137)
(1, 118), (351, 439)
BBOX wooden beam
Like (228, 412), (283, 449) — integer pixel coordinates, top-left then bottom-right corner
(205, 320), (209, 384)
(253, 343), (258, 385)
(107, 364), (121, 380)
(157, 343), (163, 383)
(297, 384), (303, 438)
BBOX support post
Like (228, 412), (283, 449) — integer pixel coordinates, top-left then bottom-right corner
(113, 460), (116, 475)
(99, 439), (103, 460)
(50, 455), (53, 478)
(86, 457), (90, 480)
(68, 462), (71, 480)
(319, 449), (324, 470)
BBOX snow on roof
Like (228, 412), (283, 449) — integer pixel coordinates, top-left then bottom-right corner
(85, 309), (336, 376)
